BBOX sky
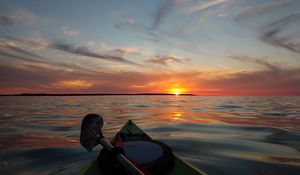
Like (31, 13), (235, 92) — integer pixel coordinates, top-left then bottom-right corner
(0, 0), (300, 95)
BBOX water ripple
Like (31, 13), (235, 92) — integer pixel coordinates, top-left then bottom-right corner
(0, 96), (299, 175)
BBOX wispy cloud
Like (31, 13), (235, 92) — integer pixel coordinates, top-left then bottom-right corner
(151, 0), (176, 29)
(203, 67), (300, 95)
(235, 0), (295, 21)
(146, 55), (189, 66)
(0, 42), (49, 66)
(99, 43), (139, 56)
(1, 36), (143, 67)
(186, 0), (227, 13)
(50, 41), (141, 65)
(111, 47), (139, 56)
(259, 13), (300, 54)
(0, 42), (44, 59)
(0, 41), (89, 72)
(62, 26), (80, 37)
(2, 35), (49, 49)
(114, 2), (209, 55)
(230, 55), (280, 72)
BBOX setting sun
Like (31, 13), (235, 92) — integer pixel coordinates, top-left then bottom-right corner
(167, 84), (187, 95)
(169, 88), (183, 95)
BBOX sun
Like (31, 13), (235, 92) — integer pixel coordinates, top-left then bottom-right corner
(167, 84), (187, 95)
(170, 88), (182, 95)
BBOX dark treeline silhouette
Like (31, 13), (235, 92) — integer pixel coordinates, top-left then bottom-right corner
(0, 93), (195, 96)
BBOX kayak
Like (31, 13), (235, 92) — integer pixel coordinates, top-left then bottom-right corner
(82, 120), (206, 175)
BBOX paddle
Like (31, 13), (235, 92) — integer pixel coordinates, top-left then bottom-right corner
(80, 114), (145, 175)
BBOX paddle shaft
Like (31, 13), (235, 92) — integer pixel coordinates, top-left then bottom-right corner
(98, 138), (145, 175)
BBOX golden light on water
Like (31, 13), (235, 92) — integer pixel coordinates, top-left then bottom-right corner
(173, 112), (182, 120)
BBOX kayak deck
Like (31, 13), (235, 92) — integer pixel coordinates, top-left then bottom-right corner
(83, 120), (205, 175)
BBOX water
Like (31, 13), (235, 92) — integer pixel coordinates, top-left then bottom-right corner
(0, 96), (299, 175)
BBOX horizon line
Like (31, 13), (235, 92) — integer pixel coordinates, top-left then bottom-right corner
(0, 93), (195, 96)
(0, 93), (299, 97)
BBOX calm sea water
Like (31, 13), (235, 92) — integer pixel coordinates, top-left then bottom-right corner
(0, 96), (299, 175)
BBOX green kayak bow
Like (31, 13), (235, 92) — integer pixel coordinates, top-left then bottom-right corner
(80, 114), (206, 175)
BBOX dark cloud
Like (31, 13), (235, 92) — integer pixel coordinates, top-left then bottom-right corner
(259, 13), (300, 54)
(234, 0), (295, 21)
(146, 55), (189, 66)
(50, 42), (141, 66)
(0, 50), (43, 64)
(0, 16), (18, 25)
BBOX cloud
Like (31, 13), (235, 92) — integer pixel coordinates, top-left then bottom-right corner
(0, 42), (84, 73)
(175, 0), (190, 3)
(146, 55), (189, 66)
(114, 3), (207, 55)
(50, 41), (141, 65)
(0, 42), (44, 59)
(0, 1), (37, 27)
(234, 0), (295, 21)
(99, 43), (139, 56)
(1, 36), (143, 68)
(0, 42), (49, 66)
(0, 50), (43, 64)
(52, 80), (93, 90)
(203, 67), (300, 95)
(259, 13), (300, 54)
(0, 61), (200, 94)
(1, 60), (300, 95)
(2, 35), (49, 49)
(0, 64), (58, 90)
(230, 55), (280, 72)
(0, 37), (110, 73)
(0, 16), (18, 25)
(62, 26), (80, 37)
(186, 0), (227, 13)
(205, 55), (300, 95)
(111, 47), (139, 56)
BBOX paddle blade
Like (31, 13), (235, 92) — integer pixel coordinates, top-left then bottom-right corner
(80, 114), (103, 152)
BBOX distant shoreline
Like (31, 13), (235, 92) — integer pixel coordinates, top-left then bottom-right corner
(0, 93), (195, 96)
